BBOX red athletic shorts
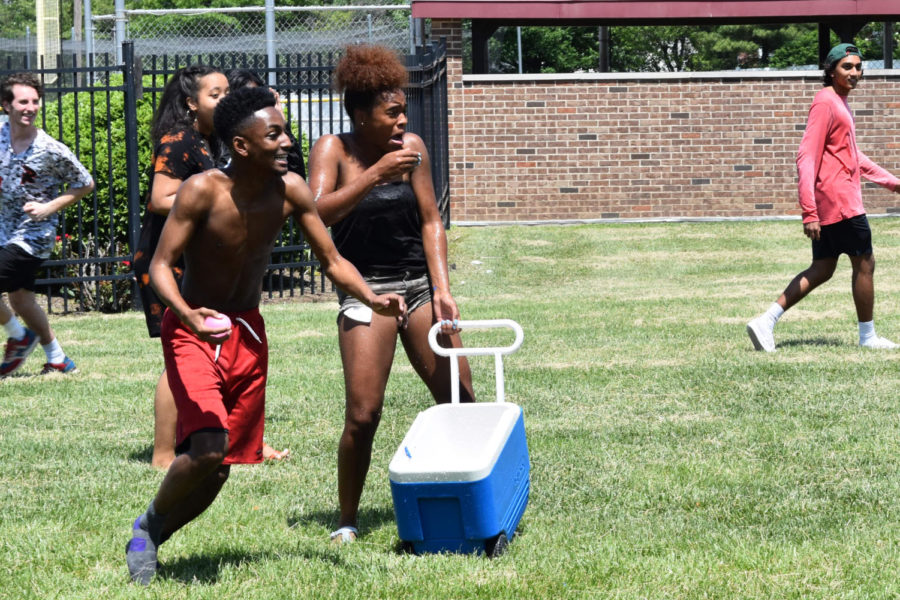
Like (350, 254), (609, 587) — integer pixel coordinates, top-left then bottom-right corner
(161, 306), (268, 465)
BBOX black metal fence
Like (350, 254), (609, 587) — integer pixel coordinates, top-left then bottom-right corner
(0, 39), (449, 313)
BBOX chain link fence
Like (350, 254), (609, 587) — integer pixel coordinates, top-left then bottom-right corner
(92, 2), (417, 60)
(0, 3), (421, 68)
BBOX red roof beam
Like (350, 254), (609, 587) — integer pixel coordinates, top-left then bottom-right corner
(412, 1), (900, 20)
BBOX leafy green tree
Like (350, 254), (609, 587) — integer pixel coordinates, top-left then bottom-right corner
(0, 0), (37, 38)
(689, 24), (799, 69)
(493, 26), (599, 73)
(483, 21), (899, 74)
(69, 1), (116, 39)
(768, 24), (823, 68)
(610, 26), (696, 72)
(0, 0), (116, 40)
(852, 22), (900, 62)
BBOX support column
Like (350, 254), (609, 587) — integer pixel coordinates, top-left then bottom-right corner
(818, 20), (868, 65)
(598, 25), (609, 72)
(471, 20), (500, 75)
(885, 22), (894, 69)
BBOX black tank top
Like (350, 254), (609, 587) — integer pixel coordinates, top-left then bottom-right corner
(331, 181), (426, 276)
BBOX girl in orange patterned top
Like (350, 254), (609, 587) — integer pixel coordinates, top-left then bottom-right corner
(132, 66), (229, 469)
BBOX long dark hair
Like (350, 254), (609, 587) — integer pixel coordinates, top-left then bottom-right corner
(226, 68), (266, 90)
(151, 65), (223, 145)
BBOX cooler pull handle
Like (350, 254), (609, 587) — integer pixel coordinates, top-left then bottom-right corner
(427, 319), (524, 404)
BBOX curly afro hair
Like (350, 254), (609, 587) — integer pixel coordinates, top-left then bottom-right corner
(333, 44), (408, 119)
(213, 86), (277, 150)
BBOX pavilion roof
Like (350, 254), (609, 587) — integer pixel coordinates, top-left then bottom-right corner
(411, 1), (900, 22)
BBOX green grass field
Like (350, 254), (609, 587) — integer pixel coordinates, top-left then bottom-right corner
(4, 219), (900, 599)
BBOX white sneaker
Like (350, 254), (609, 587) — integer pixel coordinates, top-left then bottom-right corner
(860, 335), (899, 349)
(747, 317), (776, 352)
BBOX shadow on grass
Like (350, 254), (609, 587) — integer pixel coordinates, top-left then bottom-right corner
(128, 446), (154, 463)
(159, 548), (267, 584)
(286, 505), (396, 533)
(158, 544), (347, 583)
(0, 369), (39, 380)
(776, 337), (844, 349)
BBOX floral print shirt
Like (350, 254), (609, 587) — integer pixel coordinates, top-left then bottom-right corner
(0, 123), (93, 258)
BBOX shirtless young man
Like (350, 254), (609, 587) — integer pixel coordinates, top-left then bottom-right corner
(125, 86), (406, 585)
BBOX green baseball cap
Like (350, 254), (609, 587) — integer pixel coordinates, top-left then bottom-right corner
(825, 43), (861, 67)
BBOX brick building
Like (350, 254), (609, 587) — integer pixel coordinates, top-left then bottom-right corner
(412, 1), (900, 224)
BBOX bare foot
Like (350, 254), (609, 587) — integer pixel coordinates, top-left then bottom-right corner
(262, 442), (290, 461)
(150, 453), (174, 470)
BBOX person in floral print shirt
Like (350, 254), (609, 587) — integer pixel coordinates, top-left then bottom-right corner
(0, 72), (93, 377)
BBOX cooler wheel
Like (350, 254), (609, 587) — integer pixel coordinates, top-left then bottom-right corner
(485, 532), (508, 558)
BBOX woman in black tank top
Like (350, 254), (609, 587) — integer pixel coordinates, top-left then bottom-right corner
(309, 45), (476, 544)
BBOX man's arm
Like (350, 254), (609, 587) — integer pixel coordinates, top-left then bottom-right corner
(149, 175), (229, 341)
(858, 150), (900, 193)
(23, 181), (94, 221)
(796, 100), (830, 224)
(285, 173), (406, 318)
(25, 138), (95, 220)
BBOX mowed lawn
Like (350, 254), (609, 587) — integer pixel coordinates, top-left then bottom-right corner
(4, 219), (900, 599)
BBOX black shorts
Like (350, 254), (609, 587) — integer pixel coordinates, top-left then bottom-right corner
(0, 244), (43, 293)
(812, 214), (873, 260)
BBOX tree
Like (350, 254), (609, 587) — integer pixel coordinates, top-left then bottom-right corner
(689, 24), (823, 70)
(768, 24), (822, 68)
(0, 0), (37, 38)
(852, 22), (900, 63)
(484, 21), (899, 74)
(493, 26), (599, 73)
(0, 0), (117, 40)
(610, 26), (696, 72)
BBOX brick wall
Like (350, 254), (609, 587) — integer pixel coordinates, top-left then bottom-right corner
(431, 19), (900, 224)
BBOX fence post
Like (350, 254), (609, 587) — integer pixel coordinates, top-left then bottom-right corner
(84, 0), (94, 67)
(122, 41), (141, 259)
(265, 0), (276, 87)
(114, 0), (126, 64)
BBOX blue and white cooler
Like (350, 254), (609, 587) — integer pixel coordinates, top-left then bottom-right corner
(389, 319), (529, 556)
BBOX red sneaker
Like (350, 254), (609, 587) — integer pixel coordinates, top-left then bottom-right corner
(40, 355), (78, 375)
(0, 328), (38, 376)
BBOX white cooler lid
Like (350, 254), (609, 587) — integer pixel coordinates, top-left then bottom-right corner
(388, 403), (522, 483)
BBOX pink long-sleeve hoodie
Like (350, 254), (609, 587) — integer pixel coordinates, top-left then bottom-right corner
(796, 86), (899, 225)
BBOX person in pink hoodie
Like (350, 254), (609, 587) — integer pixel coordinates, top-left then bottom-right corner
(748, 43), (900, 352)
